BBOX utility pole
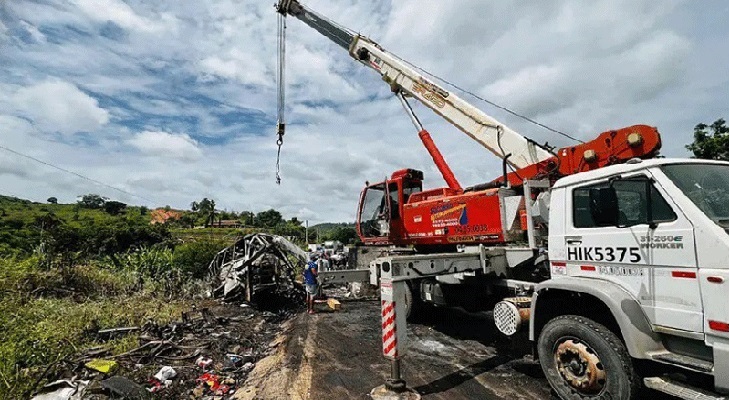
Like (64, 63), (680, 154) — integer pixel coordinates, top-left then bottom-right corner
(305, 220), (309, 247)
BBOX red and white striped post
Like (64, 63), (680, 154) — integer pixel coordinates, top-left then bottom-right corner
(380, 275), (408, 392)
(381, 293), (398, 358)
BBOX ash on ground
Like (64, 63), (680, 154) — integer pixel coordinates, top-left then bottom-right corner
(31, 300), (300, 399)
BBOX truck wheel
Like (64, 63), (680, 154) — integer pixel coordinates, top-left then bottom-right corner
(403, 282), (422, 321)
(537, 315), (639, 400)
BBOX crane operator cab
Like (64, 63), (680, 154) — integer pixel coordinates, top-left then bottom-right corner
(357, 169), (423, 245)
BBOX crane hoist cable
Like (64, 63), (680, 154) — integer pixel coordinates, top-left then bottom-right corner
(275, 12), (286, 184)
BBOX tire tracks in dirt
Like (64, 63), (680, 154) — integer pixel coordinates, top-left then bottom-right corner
(233, 314), (318, 400)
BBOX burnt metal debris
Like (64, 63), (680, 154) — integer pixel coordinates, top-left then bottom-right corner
(209, 233), (307, 303)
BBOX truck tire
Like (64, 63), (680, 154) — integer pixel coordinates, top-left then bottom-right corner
(537, 315), (639, 400)
(403, 282), (423, 321)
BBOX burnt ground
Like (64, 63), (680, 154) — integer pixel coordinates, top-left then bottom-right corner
(309, 301), (551, 399)
(251, 298), (678, 400)
(33, 297), (303, 399)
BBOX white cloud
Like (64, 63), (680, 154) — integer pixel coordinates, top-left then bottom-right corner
(128, 131), (203, 161)
(10, 80), (110, 135)
(0, 0), (726, 224)
(199, 53), (269, 86)
(18, 20), (46, 43)
(73, 0), (170, 33)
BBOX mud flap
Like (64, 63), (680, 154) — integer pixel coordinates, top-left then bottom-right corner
(713, 338), (729, 394)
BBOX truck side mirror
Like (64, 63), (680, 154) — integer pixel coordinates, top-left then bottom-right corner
(589, 187), (619, 226)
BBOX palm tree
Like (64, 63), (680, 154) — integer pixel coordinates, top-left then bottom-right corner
(207, 199), (217, 227)
(195, 198), (217, 227)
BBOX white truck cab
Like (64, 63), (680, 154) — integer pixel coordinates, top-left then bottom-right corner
(533, 158), (729, 398)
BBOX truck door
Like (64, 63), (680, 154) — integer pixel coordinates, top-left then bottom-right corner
(357, 182), (391, 244)
(386, 180), (405, 241)
(565, 174), (702, 333)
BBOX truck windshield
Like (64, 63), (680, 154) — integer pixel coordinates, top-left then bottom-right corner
(359, 183), (386, 236)
(661, 163), (729, 232)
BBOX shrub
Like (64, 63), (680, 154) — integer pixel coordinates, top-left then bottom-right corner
(172, 238), (227, 280)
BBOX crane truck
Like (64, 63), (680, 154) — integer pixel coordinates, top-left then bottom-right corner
(277, 1), (729, 399)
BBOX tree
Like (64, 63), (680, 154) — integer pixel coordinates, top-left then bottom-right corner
(103, 200), (127, 215)
(329, 226), (358, 244)
(179, 212), (196, 228)
(77, 194), (107, 209)
(240, 211), (255, 226)
(33, 212), (61, 231)
(686, 118), (729, 161)
(205, 199), (216, 227)
(47, 197), (58, 204)
(192, 198), (216, 227)
(255, 209), (283, 227)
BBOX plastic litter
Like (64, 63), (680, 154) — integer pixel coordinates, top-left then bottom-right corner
(84, 359), (118, 374)
(31, 379), (89, 400)
(154, 366), (177, 381)
(195, 372), (233, 395)
(225, 354), (251, 369)
(144, 366), (176, 393)
(195, 355), (213, 370)
(242, 361), (255, 373)
(146, 378), (172, 393)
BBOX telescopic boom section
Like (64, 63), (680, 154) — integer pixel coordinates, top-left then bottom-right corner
(276, 0), (553, 170)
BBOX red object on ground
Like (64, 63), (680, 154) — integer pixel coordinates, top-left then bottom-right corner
(195, 372), (234, 395)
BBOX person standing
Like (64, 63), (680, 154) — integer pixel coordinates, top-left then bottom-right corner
(304, 253), (319, 314)
(319, 253), (330, 272)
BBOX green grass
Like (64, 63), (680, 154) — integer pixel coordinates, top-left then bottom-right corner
(0, 196), (312, 397)
(0, 195), (153, 257)
(0, 257), (192, 398)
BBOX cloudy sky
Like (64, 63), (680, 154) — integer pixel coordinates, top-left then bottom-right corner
(0, 1), (727, 223)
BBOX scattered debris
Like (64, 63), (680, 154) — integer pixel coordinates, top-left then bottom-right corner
(241, 362), (255, 373)
(97, 326), (139, 340)
(146, 377), (171, 393)
(225, 353), (251, 370)
(27, 236), (312, 399)
(30, 301), (296, 399)
(100, 376), (148, 399)
(84, 359), (118, 374)
(327, 298), (341, 311)
(147, 364), (177, 393)
(31, 379), (88, 400)
(209, 233), (307, 304)
(153, 365), (176, 381)
(195, 356), (213, 370)
(347, 281), (379, 299)
(195, 372), (233, 396)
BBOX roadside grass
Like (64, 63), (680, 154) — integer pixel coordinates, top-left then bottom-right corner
(0, 257), (193, 398)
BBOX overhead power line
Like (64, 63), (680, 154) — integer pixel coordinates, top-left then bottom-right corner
(0, 144), (156, 203)
(396, 56), (585, 144)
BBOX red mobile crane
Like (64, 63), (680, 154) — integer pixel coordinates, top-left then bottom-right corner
(275, 0), (661, 251)
(277, 4), (729, 399)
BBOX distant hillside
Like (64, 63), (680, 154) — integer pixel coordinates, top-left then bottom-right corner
(0, 195), (34, 205)
(310, 222), (355, 236)
(0, 194), (154, 257)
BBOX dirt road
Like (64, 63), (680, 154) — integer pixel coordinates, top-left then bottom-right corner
(257, 300), (553, 399)
(239, 299), (676, 400)
(324, 301), (555, 399)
